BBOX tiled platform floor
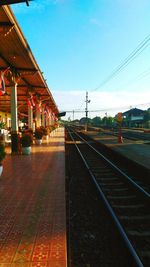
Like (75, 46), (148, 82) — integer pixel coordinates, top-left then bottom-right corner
(0, 128), (67, 267)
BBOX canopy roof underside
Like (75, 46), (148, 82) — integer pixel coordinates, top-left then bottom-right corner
(0, 0), (31, 6)
(0, 5), (59, 116)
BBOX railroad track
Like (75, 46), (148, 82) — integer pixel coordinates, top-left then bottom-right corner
(67, 126), (150, 267)
(115, 130), (150, 142)
(70, 124), (150, 143)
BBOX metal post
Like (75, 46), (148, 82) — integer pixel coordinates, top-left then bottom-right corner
(85, 91), (90, 131)
(73, 110), (74, 121)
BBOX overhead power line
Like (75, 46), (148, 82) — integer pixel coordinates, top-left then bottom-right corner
(76, 34), (150, 113)
(92, 33), (150, 92)
(114, 66), (150, 91)
(64, 102), (150, 113)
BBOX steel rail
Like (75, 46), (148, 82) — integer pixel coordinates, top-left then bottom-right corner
(67, 127), (144, 267)
(74, 130), (150, 198)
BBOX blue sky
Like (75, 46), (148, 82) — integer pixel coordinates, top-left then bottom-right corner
(12, 0), (150, 119)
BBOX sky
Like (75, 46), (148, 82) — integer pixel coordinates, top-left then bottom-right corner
(11, 0), (150, 120)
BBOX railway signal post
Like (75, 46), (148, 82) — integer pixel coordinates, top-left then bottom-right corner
(117, 112), (123, 143)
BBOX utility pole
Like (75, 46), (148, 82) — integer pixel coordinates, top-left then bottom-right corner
(73, 110), (74, 121)
(85, 91), (90, 131)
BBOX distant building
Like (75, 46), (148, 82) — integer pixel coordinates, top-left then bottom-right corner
(122, 108), (145, 127)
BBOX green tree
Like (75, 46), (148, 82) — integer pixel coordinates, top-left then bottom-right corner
(79, 117), (91, 125)
(101, 116), (114, 127)
(91, 116), (102, 127)
(106, 116), (114, 127)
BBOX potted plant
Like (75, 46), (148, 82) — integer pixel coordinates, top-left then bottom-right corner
(0, 143), (6, 176)
(40, 126), (49, 140)
(21, 133), (33, 155)
(34, 128), (43, 145)
(25, 128), (33, 135)
(49, 125), (56, 136)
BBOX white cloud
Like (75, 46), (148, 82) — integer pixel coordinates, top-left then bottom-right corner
(53, 90), (150, 119)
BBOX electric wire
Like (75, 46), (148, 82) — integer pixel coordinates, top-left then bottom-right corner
(63, 102), (150, 114)
(115, 67), (150, 91)
(92, 33), (150, 92)
(74, 34), (150, 115)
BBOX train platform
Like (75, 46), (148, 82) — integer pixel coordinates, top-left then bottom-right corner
(85, 130), (150, 171)
(0, 128), (67, 267)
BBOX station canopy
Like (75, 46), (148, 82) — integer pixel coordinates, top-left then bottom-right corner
(0, 0), (31, 6)
(0, 5), (59, 118)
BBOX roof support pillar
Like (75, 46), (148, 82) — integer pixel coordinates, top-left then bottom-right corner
(42, 107), (45, 127)
(28, 106), (33, 129)
(49, 112), (53, 126)
(51, 113), (55, 126)
(36, 106), (41, 128)
(11, 83), (18, 132)
(45, 115), (49, 127)
(10, 83), (20, 154)
(5, 113), (9, 128)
